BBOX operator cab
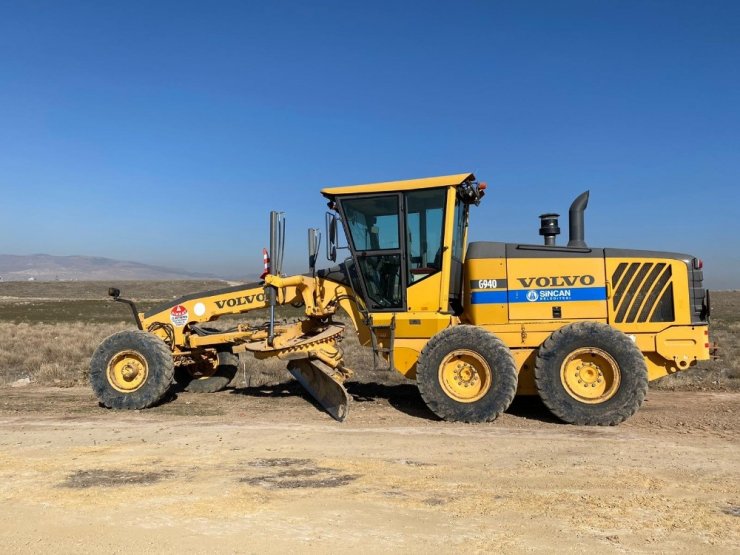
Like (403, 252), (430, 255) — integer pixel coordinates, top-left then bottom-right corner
(322, 173), (485, 314)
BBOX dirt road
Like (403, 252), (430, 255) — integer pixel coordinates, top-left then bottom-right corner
(0, 385), (738, 553)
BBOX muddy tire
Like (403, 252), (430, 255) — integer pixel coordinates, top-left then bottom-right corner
(416, 325), (518, 422)
(90, 330), (174, 410)
(176, 351), (238, 393)
(534, 322), (648, 426)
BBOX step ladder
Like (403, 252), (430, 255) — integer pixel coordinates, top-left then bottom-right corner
(368, 315), (396, 373)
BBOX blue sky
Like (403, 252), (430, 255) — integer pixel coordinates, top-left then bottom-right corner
(0, 1), (738, 287)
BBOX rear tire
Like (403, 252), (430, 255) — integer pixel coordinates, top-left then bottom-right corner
(416, 326), (518, 422)
(534, 322), (648, 425)
(90, 330), (174, 409)
(176, 351), (238, 393)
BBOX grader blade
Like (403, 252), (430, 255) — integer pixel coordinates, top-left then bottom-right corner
(287, 359), (351, 422)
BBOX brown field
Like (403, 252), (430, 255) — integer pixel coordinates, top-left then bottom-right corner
(0, 281), (738, 552)
(0, 279), (228, 300)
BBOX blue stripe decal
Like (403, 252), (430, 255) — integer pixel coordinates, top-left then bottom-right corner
(471, 291), (508, 304)
(471, 287), (607, 305)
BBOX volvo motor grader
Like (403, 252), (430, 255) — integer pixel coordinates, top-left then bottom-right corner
(91, 173), (711, 425)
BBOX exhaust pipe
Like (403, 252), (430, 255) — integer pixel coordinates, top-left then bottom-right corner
(567, 191), (589, 248)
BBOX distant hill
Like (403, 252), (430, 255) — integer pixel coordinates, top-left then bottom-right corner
(0, 254), (218, 281)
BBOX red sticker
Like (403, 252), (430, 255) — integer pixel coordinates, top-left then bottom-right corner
(170, 305), (188, 327)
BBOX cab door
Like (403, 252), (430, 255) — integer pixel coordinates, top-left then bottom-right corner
(337, 194), (407, 311)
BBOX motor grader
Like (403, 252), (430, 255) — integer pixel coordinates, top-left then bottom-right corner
(91, 173), (711, 425)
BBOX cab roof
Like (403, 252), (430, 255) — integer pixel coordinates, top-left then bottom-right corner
(321, 172), (475, 199)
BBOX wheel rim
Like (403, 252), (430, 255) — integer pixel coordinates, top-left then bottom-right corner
(107, 350), (148, 393)
(559, 347), (621, 404)
(438, 349), (492, 403)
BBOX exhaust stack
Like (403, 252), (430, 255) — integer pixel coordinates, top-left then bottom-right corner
(567, 191), (590, 248)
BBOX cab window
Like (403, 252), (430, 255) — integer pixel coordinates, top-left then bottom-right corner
(406, 189), (446, 283)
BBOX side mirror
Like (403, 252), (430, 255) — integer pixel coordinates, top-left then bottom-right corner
(325, 212), (338, 262)
(308, 228), (320, 274)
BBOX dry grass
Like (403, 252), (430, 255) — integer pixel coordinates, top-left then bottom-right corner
(0, 277), (383, 388)
(653, 291), (739, 391)
(0, 282), (736, 391)
(0, 319), (386, 389)
(0, 322), (128, 386)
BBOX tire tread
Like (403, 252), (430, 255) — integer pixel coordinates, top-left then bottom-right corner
(417, 325), (517, 423)
(179, 351), (238, 393)
(534, 322), (648, 425)
(90, 330), (174, 410)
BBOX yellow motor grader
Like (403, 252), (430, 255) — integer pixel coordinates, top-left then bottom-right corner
(91, 173), (712, 424)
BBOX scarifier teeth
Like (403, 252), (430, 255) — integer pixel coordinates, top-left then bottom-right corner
(270, 326), (344, 355)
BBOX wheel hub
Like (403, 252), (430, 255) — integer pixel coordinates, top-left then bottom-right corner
(438, 350), (492, 403)
(107, 351), (149, 393)
(560, 348), (621, 404)
(574, 362), (603, 387)
(454, 362), (478, 387)
(121, 363), (141, 381)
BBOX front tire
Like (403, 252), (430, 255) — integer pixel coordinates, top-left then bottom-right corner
(416, 326), (518, 422)
(534, 322), (648, 425)
(90, 330), (174, 409)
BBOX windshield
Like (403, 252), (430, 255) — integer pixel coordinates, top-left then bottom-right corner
(342, 196), (400, 251)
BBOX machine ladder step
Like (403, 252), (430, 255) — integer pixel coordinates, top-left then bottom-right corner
(368, 315), (395, 373)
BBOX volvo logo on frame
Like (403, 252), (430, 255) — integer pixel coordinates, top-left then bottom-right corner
(214, 293), (265, 309)
(517, 275), (596, 288)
